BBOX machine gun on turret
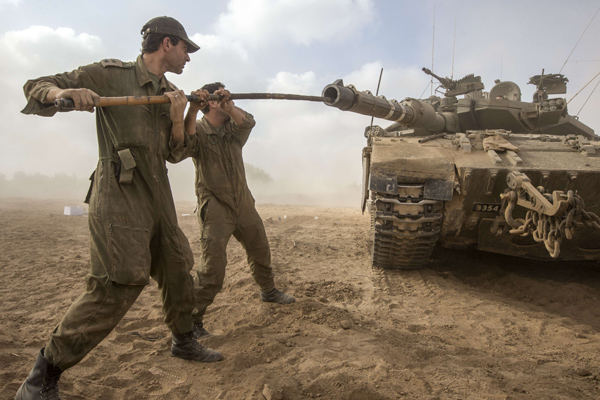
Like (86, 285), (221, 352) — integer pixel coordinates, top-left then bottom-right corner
(422, 67), (485, 97)
(528, 70), (568, 103)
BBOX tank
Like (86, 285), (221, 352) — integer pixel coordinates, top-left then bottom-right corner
(322, 69), (600, 269)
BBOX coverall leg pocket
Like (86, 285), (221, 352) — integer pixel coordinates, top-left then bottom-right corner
(108, 223), (152, 285)
(198, 199), (209, 226)
(171, 225), (195, 273)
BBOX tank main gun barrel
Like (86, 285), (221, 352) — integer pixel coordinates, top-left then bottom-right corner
(322, 79), (457, 133)
(322, 79), (414, 121)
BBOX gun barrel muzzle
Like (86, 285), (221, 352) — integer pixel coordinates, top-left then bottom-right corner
(322, 80), (412, 122)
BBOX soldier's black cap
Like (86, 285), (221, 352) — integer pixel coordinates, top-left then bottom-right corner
(141, 16), (200, 53)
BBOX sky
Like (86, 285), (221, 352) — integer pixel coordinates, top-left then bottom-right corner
(1, 0), (599, 205)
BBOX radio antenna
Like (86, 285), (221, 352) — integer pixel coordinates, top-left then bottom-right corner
(559, 5), (600, 74)
(451, 12), (456, 79)
(577, 77), (600, 116)
(369, 67), (384, 131)
(430, 4), (436, 96)
(568, 69), (600, 104)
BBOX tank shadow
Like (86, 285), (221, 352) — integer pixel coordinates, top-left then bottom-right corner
(428, 246), (600, 332)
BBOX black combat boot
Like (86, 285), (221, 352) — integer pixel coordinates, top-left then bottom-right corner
(15, 348), (62, 400)
(260, 288), (295, 304)
(171, 332), (223, 362)
(192, 321), (212, 339)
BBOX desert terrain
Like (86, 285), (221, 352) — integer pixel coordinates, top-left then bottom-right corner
(1, 197), (599, 400)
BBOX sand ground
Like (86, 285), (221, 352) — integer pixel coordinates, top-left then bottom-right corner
(1, 198), (599, 400)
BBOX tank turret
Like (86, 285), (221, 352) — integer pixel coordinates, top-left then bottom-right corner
(322, 71), (594, 139)
(323, 68), (600, 270)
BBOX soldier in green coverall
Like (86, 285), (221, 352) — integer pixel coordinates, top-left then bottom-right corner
(15, 17), (221, 400)
(173, 82), (295, 340)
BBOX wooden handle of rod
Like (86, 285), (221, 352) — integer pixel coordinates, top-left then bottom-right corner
(54, 94), (201, 110)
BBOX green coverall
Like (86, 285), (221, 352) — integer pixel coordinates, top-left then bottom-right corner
(172, 114), (275, 323)
(22, 55), (196, 370)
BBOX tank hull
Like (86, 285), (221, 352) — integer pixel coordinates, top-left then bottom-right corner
(325, 73), (600, 269)
(368, 132), (600, 268)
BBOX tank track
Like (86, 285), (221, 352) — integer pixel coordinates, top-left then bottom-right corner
(371, 184), (443, 269)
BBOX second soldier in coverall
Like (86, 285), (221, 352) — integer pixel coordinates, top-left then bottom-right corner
(15, 16), (221, 400)
(177, 82), (295, 339)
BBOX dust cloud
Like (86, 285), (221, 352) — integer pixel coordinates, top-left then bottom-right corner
(0, 161), (362, 209)
(166, 159), (362, 208)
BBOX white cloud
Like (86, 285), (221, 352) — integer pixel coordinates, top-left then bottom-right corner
(0, 26), (104, 179)
(341, 62), (430, 102)
(0, 0), (22, 6)
(170, 33), (258, 93)
(189, 33), (250, 63)
(267, 71), (319, 94)
(2, 26), (103, 72)
(214, 0), (375, 47)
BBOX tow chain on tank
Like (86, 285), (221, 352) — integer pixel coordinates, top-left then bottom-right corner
(371, 185), (443, 269)
(503, 187), (600, 258)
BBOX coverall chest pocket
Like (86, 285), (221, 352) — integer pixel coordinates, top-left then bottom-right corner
(108, 223), (152, 285)
(203, 135), (224, 156)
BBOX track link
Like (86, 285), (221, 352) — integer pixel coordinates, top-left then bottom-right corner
(371, 184), (443, 269)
